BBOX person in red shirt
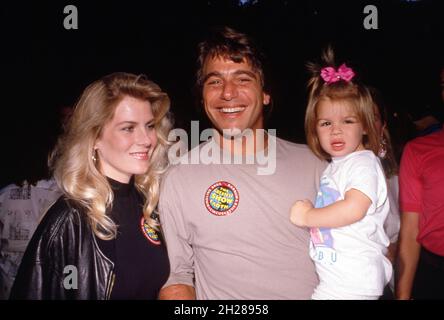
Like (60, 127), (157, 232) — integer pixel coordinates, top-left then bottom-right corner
(397, 65), (444, 299)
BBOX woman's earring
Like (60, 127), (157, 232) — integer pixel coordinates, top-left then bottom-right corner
(92, 149), (98, 162)
(378, 137), (387, 159)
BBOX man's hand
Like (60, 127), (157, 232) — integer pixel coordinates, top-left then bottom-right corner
(290, 199), (314, 227)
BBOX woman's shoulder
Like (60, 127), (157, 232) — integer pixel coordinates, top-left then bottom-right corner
(36, 196), (87, 243)
(43, 196), (82, 222)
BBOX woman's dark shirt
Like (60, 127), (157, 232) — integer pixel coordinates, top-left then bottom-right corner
(96, 177), (169, 300)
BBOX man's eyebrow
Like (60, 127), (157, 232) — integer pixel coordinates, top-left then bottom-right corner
(232, 70), (257, 78)
(203, 69), (258, 81)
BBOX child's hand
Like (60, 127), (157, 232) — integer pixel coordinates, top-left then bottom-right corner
(290, 199), (314, 227)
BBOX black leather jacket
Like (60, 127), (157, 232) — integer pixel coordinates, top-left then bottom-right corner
(10, 197), (115, 300)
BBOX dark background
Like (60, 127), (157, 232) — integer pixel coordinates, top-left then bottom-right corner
(1, 0), (443, 187)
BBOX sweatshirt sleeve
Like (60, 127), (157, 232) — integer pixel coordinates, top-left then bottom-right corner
(159, 167), (195, 289)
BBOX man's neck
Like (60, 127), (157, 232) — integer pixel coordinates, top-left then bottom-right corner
(214, 129), (269, 156)
(414, 115), (440, 132)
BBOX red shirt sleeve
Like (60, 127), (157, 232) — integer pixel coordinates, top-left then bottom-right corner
(399, 142), (422, 213)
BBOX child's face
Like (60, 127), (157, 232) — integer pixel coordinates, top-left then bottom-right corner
(316, 99), (366, 158)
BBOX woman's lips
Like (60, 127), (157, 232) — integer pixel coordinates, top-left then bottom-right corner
(130, 152), (149, 160)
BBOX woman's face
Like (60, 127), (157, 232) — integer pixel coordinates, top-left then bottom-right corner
(95, 96), (157, 183)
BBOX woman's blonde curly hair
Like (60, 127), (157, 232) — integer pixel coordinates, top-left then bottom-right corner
(50, 72), (173, 240)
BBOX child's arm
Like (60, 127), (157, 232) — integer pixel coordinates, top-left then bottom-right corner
(290, 188), (372, 228)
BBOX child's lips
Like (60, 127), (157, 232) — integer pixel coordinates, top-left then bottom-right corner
(331, 141), (345, 151)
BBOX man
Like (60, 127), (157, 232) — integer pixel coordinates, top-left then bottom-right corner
(408, 106), (442, 137)
(159, 26), (325, 299)
(406, 66), (444, 138)
(397, 65), (444, 299)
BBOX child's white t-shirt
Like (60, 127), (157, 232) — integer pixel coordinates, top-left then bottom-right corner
(310, 150), (392, 299)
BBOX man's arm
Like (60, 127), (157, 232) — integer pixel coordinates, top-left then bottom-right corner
(159, 284), (196, 300)
(396, 211), (420, 300)
(158, 169), (196, 300)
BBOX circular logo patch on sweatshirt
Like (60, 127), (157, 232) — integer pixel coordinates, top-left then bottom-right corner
(140, 217), (161, 245)
(204, 181), (239, 216)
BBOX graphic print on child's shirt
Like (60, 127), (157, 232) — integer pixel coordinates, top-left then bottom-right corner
(310, 177), (340, 265)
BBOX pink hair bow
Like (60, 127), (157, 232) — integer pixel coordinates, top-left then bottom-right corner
(320, 63), (355, 84)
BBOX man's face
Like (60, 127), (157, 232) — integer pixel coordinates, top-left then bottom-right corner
(201, 56), (270, 136)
